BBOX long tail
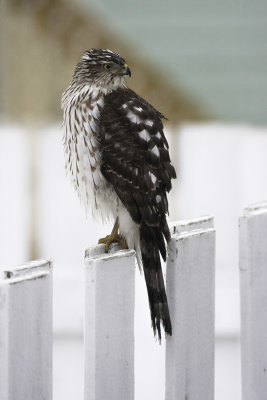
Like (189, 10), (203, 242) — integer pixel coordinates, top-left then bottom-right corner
(139, 220), (172, 341)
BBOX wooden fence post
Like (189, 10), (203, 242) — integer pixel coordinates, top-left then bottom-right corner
(0, 259), (53, 400)
(166, 216), (215, 400)
(239, 202), (267, 400)
(84, 244), (135, 400)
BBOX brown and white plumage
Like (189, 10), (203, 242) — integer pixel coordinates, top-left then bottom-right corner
(62, 49), (176, 340)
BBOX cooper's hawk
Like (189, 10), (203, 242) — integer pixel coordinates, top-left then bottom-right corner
(62, 49), (176, 340)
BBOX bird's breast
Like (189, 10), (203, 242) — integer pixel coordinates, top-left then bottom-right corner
(62, 87), (118, 220)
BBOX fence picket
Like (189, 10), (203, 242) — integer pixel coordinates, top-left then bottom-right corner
(84, 244), (135, 400)
(166, 217), (215, 400)
(0, 260), (52, 400)
(239, 202), (267, 400)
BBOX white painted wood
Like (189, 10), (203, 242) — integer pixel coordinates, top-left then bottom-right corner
(239, 202), (267, 400)
(0, 259), (52, 400)
(165, 219), (215, 400)
(170, 215), (214, 234)
(84, 245), (135, 400)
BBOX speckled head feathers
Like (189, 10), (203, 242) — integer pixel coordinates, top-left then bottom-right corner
(72, 48), (131, 87)
(82, 49), (127, 66)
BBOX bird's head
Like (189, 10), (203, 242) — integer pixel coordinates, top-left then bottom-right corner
(72, 48), (131, 88)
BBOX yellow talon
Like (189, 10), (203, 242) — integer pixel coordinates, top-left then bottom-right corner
(98, 217), (128, 252)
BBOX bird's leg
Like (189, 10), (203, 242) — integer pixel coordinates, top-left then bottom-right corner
(98, 217), (128, 252)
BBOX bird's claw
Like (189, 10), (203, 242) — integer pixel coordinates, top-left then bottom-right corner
(98, 233), (128, 252)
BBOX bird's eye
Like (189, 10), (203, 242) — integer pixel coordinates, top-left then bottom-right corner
(104, 64), (112, 70)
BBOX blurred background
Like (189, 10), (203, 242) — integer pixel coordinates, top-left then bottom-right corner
(1, 0), (267, 399)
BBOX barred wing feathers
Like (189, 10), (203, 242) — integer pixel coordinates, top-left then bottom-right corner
(98, 88), (176, 339)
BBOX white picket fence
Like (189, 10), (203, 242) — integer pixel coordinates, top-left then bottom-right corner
(0, 260), (52, 400)
(239, 202), (267, 400)
(0, 204), (267, 399)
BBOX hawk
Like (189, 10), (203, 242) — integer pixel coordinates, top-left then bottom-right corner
(62, 49), (176, 340)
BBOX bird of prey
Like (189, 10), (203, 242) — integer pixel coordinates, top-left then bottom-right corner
(62, 49), (176, 340)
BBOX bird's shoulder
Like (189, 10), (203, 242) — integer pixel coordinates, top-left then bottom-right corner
(101, 87), (166, 121)
(98, 87), (169, 154)
(98, 87), (176, 190)
(98, 87), (176, 226)
(98, 88), (171, 169)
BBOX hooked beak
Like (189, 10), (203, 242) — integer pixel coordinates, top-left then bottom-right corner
(121, 63), (131, 77)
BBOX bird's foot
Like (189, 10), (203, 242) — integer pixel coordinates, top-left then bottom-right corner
(98, 233), (128, 252)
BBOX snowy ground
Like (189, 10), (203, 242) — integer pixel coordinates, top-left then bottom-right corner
(1, 122), (267, 399)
